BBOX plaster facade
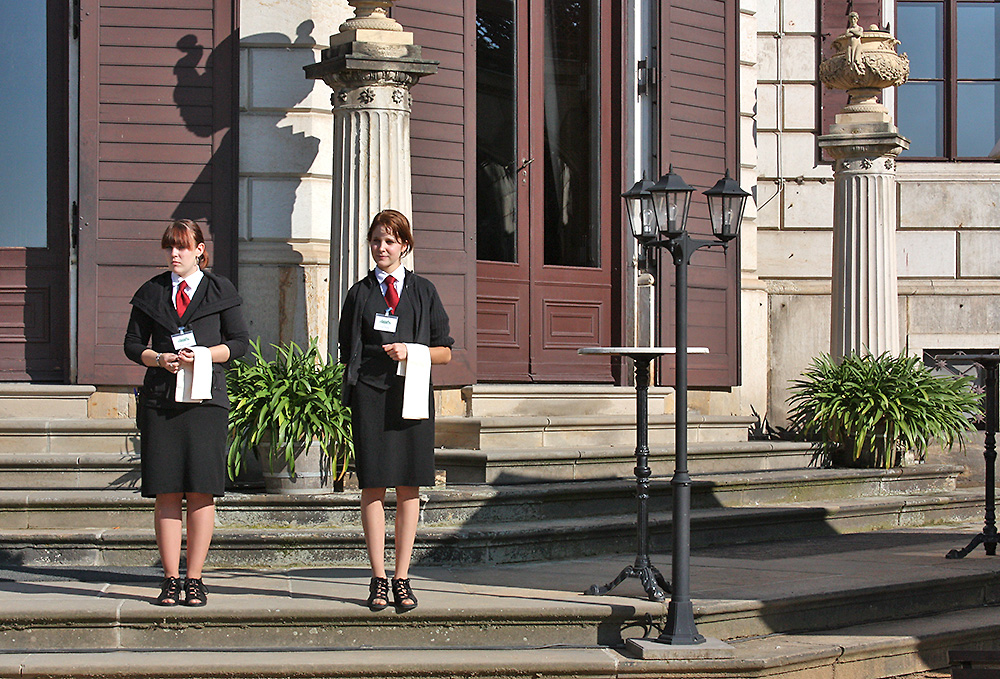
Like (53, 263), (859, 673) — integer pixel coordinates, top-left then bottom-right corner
(755, 0), (1000, 423)
(237, 0), (351, 355)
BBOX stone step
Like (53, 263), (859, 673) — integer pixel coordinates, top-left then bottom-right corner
(1, 607), (996, 679)
(435, 413), (755, 450)
(0, 418), (137, 455)
(0, 452), (140, 489)
(0, 384), (95, 419)
(0, 466), (964, 531)
(437, 440), (824, 483)
(0, 441), (813, 489)
(0, 489), (982, 567)
(0, 525), (996, 676)
(460, 383), (676, 417)
(0, 413), (754, 460)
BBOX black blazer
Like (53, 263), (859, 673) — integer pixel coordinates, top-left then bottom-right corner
(338, 268), (453, 402)
(124, 270), (249, 410)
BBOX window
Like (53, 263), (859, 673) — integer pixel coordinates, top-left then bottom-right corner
(896, 0), (1000, 159)
(0, 2), (48, 246)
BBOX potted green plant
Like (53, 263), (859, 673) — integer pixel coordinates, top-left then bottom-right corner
(786, 352), (981, 468)
(227, 338), (353, 493)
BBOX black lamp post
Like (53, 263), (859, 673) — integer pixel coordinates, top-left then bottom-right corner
(624, 166), (750, 645)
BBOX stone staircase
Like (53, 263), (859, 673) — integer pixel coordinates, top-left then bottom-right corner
(0, 383), (995, 678)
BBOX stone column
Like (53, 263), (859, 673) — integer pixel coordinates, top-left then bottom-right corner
(305, 1), (437, 354)
(817, 14), (909, 359)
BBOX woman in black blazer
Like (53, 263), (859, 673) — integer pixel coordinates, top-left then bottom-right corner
(339, 210), (453, 612)
(123, 220), (249, 607)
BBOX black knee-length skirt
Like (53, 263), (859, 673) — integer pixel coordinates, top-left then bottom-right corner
(350, 376), (435, 489)
(139, 403), (228, 498)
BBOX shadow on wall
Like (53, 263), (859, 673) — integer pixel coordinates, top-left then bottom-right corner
(171, 21), (322, 281)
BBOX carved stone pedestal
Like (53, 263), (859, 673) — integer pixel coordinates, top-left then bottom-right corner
(817, 14), (909, 359)
(305, 2), (437, 354)
(819, 124), (907, 358)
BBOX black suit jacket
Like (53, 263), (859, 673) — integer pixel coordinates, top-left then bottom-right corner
(124, 270), (249, 409)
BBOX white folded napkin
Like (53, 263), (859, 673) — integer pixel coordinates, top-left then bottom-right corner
(175, 346), (213, 403)
(396, 343), (431, 420)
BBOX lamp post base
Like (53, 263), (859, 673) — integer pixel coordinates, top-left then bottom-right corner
(626, 636), (735, 659)
(586, 561), (670, 602)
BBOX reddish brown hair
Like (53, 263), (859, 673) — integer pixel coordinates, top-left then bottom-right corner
(366, 209), (414, 255)
(161, 219), (209, 268)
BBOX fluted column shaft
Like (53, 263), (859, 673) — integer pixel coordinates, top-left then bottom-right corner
(829, 157), (900, 358)
(306, 27), (437, 357)
(330, 85), (414, 317)
(818, 127), (907, 360)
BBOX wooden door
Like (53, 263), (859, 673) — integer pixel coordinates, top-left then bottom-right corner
(76, 0), (237, 385)
(656, 0), (741, 388)
(476, 0), (613, 383)
(0, 1), (71, 381)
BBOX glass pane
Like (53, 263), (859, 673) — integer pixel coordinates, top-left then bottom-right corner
(0, 3), (47, 247)
(543, 0), (599, 268)
(957, 3), (1000, 79)
(957, 82), (1000, 156)
(897, 2), (944, 79)
(476, 0), (518, 263)
(897, 81), (944, 157)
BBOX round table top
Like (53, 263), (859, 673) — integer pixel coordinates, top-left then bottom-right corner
(578, 347), (710, 356)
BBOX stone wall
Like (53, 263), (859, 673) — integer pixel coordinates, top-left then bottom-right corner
(237, 0), (352, 356)
(754, 0), (1000, 423)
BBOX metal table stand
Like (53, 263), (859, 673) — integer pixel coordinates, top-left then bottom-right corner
(935, 353), (999, 559)
(578, 346), (707, 602)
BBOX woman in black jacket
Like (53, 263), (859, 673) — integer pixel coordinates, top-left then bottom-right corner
(123, 220), (249, 607)
(339, 210), (453, 612)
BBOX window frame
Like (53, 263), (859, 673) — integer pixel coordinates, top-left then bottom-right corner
(895, 0), (1000, 161)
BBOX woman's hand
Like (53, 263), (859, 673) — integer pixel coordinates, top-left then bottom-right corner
(177, 348), (196, 367)
(382, 343), (408, 362)
(157, 352), (182, 373)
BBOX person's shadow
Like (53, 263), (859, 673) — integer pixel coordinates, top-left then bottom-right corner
(172, 21), (322, 282)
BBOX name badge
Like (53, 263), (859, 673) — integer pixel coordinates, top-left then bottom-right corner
(374, 313), (398, 333)
(171, 327), (197, 350)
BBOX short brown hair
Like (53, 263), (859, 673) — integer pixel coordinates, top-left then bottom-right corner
(161, 219), (209, 268)
(366, 209), (414, 255)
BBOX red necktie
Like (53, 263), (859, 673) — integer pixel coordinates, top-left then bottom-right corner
(384, 275), (399, 313)
(176, 282), (190, 317)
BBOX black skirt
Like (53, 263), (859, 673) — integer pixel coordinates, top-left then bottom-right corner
(350, 376), (435, 489)
(138, 403), (229, 498)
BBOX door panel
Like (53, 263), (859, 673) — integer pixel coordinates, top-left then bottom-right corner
(657, 0), (740, 388)
(77, 0), (236, 385)
(476, 0), (612, 383)
(0, 1), (70, 381)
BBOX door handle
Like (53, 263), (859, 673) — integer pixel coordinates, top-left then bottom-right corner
(516, 157), (534, 173)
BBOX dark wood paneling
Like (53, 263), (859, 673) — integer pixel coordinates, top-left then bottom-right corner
(819, 0), (882, 149)
(658, 0), (740, 388)
(77, 0), (237, 385)
(394, 0), (477, 386)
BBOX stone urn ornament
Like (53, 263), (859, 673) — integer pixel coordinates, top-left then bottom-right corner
(340, 0), (403, 33)
(819, 12), (910, 116)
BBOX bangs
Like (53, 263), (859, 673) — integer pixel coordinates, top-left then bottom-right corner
(161, 224), (196, 250)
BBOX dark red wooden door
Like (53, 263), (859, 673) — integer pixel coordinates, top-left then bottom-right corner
(0, 1), (71, 382)
(657, 0), (741, 388)
(77, 0), (237, 385)
(476, 0), (613, 383)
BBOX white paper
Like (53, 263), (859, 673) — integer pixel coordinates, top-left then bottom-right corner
(396, 343), (431, 420)
(175, 346), (213, 403)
